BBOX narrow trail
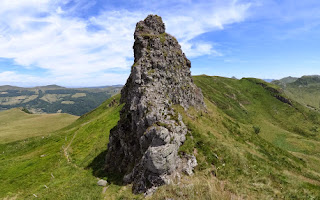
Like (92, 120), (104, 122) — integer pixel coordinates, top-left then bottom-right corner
(62, 119), (109, 194)
(63, 121), (92, 168)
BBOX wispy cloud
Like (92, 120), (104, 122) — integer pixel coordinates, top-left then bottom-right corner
(0, 71), (129, 87)
(0, 9), (137, 75)
(0, 0), (251, 86)
(164, 0), (251, 57)
(248, 0), (320, 40)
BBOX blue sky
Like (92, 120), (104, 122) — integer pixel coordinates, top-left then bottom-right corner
(0, 0), (319, 87)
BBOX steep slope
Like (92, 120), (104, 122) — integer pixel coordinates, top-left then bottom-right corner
(273, 75), (320, 110)
(183, 76), (320, 199)
(105, 15), (204, 194)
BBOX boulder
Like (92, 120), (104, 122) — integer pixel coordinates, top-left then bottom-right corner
(97, 179), (108, 187)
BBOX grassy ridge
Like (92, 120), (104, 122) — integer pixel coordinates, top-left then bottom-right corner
(173, 76), (320, 199)
(1, 76), (320, 199)
(0, 108), (78, 143)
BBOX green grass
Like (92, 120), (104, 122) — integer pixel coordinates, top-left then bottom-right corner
(0, 95), (141, 199)
(285, 86), (320, 110)
(0, 108), (78, 143)
(1, 76), (320, 199)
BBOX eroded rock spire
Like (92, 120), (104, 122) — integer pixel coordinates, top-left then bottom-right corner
(105, 14), (205, 194)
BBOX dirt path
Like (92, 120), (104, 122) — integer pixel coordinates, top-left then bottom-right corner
(61, 120), (109, 195)
(62, 121), (92, 167)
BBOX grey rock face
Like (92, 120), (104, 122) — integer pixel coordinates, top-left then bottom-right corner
(182, 155), (197, 176)
(105, 14), (205, 194)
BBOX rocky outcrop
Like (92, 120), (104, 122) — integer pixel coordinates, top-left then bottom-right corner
(105, 15), (205, 194)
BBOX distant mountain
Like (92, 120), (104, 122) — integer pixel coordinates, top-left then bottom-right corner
(273, 75), (320, 110)
(0, 85), (24, 91)
(33, 84), (66, 90)
(280, 76), (299, 83)
(291, 75), (320, 86)
(0, 85), (122, 115)
(271, 76), (298, 87)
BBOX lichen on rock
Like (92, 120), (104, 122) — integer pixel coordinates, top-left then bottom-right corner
(105, 14), (205, 194)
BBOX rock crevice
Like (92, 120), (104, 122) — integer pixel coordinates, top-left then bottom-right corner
(105, 14), (205, 194)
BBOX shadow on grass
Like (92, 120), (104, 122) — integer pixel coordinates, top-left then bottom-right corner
(86, 149), (124, 186)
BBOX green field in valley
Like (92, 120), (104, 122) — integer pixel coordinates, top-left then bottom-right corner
(0, 108), (78, 144)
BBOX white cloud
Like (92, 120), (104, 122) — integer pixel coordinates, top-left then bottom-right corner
(0, 71), (128, 87)
(0, 0), (251, 86)
(56, 7), (64, 14)
(163, 0), (251, 57)
(0, 0), (50, 11)
(0, 10), (137, 76)
(0, 71), (47, 86)
(180, 42), (222, 58)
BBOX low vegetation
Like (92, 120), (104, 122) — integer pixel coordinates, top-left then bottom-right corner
(0, 108), (78, 144)
(1, 76), (320, 199)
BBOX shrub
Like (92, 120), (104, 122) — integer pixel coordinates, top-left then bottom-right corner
(253, 125), (260, 134)
(22, 107), (32, 114)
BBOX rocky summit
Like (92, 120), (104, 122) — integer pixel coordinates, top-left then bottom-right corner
(105, 15), (205, 194)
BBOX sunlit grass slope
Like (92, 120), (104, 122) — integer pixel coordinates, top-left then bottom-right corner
(172, 76), (320, 199)
(274, 75), (320, 110)
(1, 76), (320, 199)
(0, 95), (131, 199)
(0, 108), (78, 144)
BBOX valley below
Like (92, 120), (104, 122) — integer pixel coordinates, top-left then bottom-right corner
(0, 85), (122, 116)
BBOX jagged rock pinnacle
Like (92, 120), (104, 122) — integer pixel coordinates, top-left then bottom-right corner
(105, 14), (205, 194)
(135, 15), (165, 35)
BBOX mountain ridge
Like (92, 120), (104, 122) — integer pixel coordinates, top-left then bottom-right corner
(1, 75), (320, 199)
(273, 75), (320, 111)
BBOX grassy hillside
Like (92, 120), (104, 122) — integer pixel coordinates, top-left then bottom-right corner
(0, 108), (78, 144)
(180, 76), (320, 198)
(0, 96), (130, 200)
(0, 85), (122, 115)
(1, 76), (320, 199)
(273, 75), (320, 111)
